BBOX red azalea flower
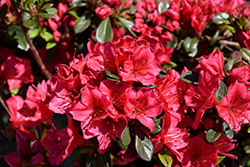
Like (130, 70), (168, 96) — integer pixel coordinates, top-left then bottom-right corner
(41, 115), (85, 166)
(185, 70), (220, 129)
(1, 55), (34, 90)
(182, 136), (218, 167)
(198, 49), (224, 79)
(70, 85), (118, 138)
(212, 133), (238, 159)
(124, 88), (164, 131)
(5, 127), (44, 167)
(156, 68), (187, 115)
(216, 81), (250, 132)
(99, 80), (132, 110)
(118, 44), (161, 86)
(227, 65), (250, 84)
(95, 4), (112, 20)
(7, 96), (42, 128)
(160, 113), (189, 162)
(88, 115), (127, 154)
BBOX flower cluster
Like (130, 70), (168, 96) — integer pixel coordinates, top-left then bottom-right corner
(1, 0), (250, 166)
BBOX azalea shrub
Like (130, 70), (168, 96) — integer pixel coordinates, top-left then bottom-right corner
(2, 0), (250, 167)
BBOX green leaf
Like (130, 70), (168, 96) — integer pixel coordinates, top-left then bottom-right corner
(150, 123), (161, 134)
(117, 17), (137, 38)
(68, 10), (79, 19)
(10, 88), (20, 96)
(180, 71), (199, 84)
(37, 12), (55, 18)
(166, 36), (178, 49)
(45, 7), (58, 15)
(206, 129), (221, 143)
(223, 51), (242, 74)
(46, 42), (57, 49)
(183, 37), (198, 57)
(62, 147), (83, 167)
(215, 81), (228, 103)
(80, 146), (93, 154)
(23, 19), (37, 28)
(74, 15), (91, 34)
(105, 69), (120, 81)
(248, 127), (250, 133)
(121, 125), (131, 146)
(210, 30), (220, 46)
(158, 153), (173, 167)
(212, 13), (229, 25)
(52, 113), (68, 130)
(240, 48), (250, 64)
(7, 25), (24, 39)
(135, 134), (154, 161)
(96, 17), (113, 43)
(0, 3), (8, 19)
(215, 156), (226, 165)
(28, 28), (39, 38)
(162, 61), (177, 69)
(40, 3), (53, 10)
(17, 38), (29, 51)
(117, 140), (128, 150)
(158, 0), (170, 15)
(40, 30), (54, 42)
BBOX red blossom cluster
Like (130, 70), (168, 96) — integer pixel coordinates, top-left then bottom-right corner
(2, 0), (250, 166)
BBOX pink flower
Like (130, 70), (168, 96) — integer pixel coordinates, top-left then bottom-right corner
(41, 115), (85, 166)
(216, 81), (250, 132)
(182, 136), (218, 167)
(124, 88), (164, 131)
(95, 4), (112, 20)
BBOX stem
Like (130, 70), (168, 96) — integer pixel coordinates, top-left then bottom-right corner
(10, 0), (52, 80)
(0, 95), (10, 115)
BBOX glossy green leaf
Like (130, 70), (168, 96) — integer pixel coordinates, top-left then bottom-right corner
(215, 156), (226, 165)
(121, 125), (131, 146)
(40, 31), (54, 42)
(37, 12), (55, 18)
(162, 61), (177, 69)
(46, 42), (57, 49)
(166, 36), (178, 49)
(206, 129), (221, 143)
(52, 113), (68, 130)
(96, 17), (113, 43)
(74, 15), (91, 34)
(240, 48), (250, 64)
(7, 25), (24, 39)
(212, 13), (229, 25)
(215, 81), (228, 103)
(28, 28), (39, 38)
(158, 153), (173, 167)
(158, 0), (170, 15)
(117, 17), (137, 38)
(183, 37), (198, 57)
(105, 69), (120, 81)
(23, 19), (37, 28)
(223, 51), (242, 74)
(150, 123), (161, 134)
(10, 88), (20, 96)
(210, 30), (220, 46)
(45, 7), (58, 15)
(117, 140), (128, 150)
(62, 147), (83, 167)
(17, 38), (29, 51)
(180, 71), (199, 84)
(135, 134), (154, 161)
(40, 3), (53, 10)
